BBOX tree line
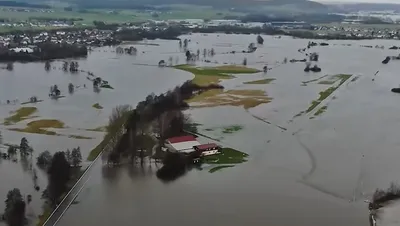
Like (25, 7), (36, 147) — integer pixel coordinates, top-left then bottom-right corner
(37, 148), (82, 206)
(103, 80), (223, 166)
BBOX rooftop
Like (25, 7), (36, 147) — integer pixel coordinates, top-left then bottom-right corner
(167, 135), (197, 144)
(194, 143), (219, 150)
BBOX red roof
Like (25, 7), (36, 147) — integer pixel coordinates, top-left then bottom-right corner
(194, 143), (219, 150)
(167, 135), (197, 144)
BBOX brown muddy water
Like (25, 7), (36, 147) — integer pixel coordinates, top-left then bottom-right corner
(2, 33), (400, 226)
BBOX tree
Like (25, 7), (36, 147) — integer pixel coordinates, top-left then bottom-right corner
(62, 62), (69, 71)
(44, 61), (51, 71)
(68, 83), (74, 94)
(69, 61), (79, 72)
(7, 146), (16, 156)
(36, 150), (52, 168)
(71, 147), (82, 167)
(0, 130), (3, 145)
(65, 149), (71, 165)
(185, 50), (191, 61)
(4, 188), (26, 226)
(19, 138), (29, 156)
(6, 62), (13, 71)
(47, 152), (70, 206)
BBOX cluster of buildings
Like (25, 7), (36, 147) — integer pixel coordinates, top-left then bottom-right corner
(142, 19), (311, 30)
(0, 7), (54, 13)
(165, 135), (219, 157)
(312, 25), (400, 39)
(0, 21), (73, 29)
(0, 29), (117, 51)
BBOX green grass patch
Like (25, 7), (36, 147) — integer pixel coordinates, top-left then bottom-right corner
(85, 126), (106, 132)
(9, 119), (65, 135)
(92, 103), (103, 109)
(4, 107), (37, 125)
(101, 84), (114, 89)
(318, 80), (336, 85)
(209, 165), (235, 173)
(222, 125), (243, 134)
(203, 147), (248, 164)
(244, 78), (275, 84)
(37, 206), (52, 226)
(0, 7), (243, 31)
(87, 134), (110, 161)
(174, 64), (259, 86)
(68, 135), (93, 139)
(305, 74), (352, 113)
(302, 74), (330, 85)
(314, 106), (328, 116)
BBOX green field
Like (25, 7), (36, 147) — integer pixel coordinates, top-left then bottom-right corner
(0, 5), (244, 32)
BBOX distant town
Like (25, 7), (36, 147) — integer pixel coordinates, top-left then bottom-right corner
(0, 5), (400, 62)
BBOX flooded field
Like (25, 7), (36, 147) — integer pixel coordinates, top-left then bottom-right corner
(2, 33), (400, 225)
(0, 46), (192, 225)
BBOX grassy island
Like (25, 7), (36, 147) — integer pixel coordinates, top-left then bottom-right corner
(4, 107), (37, 125)
(174, 65), (270, 109)
(9, 119), (64, 135)
(244, 78), (276, 84)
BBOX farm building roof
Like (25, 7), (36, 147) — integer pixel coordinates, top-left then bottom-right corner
(167, 135), (197, 144)
(194, 143), (219, 150)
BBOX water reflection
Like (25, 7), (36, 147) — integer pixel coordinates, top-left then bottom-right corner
(20, 155), (32, 173)
(101, 165), (122, 184)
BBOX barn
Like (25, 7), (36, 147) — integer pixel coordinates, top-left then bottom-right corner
(165, 135), (201, 154)
(193, 143), (220, 156)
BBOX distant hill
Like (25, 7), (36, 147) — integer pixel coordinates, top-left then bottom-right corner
(0, 0), (330, 11)
(326, 3), (400, 13)
(252, 0), (332, 13)
(0, 0), (50, 8)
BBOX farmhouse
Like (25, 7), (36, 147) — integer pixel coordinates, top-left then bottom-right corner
(166, 135), (200, 154)
(165, 135), (219, 156)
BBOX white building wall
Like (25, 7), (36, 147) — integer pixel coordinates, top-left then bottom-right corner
(202, 149), (219, 156)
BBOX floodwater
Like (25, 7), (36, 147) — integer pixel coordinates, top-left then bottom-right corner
(0, 46), (192, 225)
(2, 33), (400, 225)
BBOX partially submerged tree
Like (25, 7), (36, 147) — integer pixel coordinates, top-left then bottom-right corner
(7, 146), (17, 157)
(47, 152), (70, 206)
(257, 35), (264, 45)
(36, 150), (52, 168)
(69, 61), (79, 72)
(4, 188), (26, 226)
(44, 61), (51, 71)
(68, 83), (74, 94)
(6, 62), (13, 71)
(19, 138), (29, 156)
(62, 61), (69, 72)
(71, 147), (82, 167)
(65, 149), (71, 165)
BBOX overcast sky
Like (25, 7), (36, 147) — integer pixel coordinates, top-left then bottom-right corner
(315, 0), (400, 3)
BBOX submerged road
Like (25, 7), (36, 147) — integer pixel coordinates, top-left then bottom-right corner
(43, 153), (103, 226)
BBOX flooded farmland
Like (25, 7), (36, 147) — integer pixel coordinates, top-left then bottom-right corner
(2, 33), (400, 226)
